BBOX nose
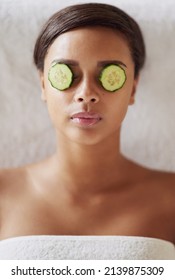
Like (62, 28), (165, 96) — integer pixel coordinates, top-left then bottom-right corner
(74, 78), (100, 104)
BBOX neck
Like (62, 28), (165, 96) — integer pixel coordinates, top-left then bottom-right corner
(50, 130), (129, 195)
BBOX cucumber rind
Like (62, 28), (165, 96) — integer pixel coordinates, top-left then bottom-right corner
(48, 63), (73, 91)
(99, 64), (126, 92)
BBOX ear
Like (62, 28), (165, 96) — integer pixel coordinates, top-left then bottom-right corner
(129, 75), (140, 105)
(38, 71), (47, 102)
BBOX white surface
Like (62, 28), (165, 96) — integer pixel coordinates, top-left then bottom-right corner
(0, 0), (175, 170)
(0, 235), (174, 260)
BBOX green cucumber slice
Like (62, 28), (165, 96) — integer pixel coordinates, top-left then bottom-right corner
(48, 63), (73, 91)
(99, 64), (126, 92)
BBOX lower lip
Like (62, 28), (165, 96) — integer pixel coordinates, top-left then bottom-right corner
(71, 117), (101, 127)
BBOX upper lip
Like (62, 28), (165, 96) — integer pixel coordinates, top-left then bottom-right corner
(71, 112), (102, 119)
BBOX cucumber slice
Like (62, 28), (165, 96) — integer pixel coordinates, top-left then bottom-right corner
(48, 63), (73, 91)
(99, 64), (126, 92)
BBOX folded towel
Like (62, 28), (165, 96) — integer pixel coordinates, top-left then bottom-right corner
(0, 235), (174, 260)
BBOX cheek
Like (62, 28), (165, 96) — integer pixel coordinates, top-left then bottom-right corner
(105, 84), (134, 125)
(47, 98), (60, 127)
(45, 93), (67, 127)
(44, 75), (67, 116)
(110, 98), (128, 124)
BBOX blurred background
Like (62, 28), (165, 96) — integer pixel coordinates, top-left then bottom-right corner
(0, 0), (175, 171)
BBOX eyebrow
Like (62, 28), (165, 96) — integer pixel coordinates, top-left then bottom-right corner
(51, 59), (79, 66)
(51, 59), (127, 68)
(97, 60), (127, 68)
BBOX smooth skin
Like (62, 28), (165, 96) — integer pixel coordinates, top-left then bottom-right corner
(0, 27), (175, 242)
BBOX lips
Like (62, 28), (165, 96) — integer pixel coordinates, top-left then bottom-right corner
(70, 112), (102, 127)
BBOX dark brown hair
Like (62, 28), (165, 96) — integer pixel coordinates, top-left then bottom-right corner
(33, 3), (146, 77)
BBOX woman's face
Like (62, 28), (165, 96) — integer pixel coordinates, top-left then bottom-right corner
(40, 26), (138, 145)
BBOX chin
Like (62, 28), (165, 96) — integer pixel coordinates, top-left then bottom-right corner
(67, 129), (107, 146)
(57, 122), (120, 146)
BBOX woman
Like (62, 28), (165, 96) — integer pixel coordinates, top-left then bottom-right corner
(0, 3), (174, 259)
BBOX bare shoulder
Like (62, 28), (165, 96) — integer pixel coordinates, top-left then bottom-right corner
(128, 158), (175, 190)
(155, 169), (175, 202)
(130, 160), (175, 211)
(152, 169), (175, 236)
(0, 167), (29, 228)
(149, 169), (175, 190)
(0, 159), (51, 201)
(145, 169), (175, 217)
(0, 167), (29, 198)
(139, 165), (175, 196)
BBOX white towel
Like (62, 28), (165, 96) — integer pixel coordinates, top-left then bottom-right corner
(0, 235), (174, 260)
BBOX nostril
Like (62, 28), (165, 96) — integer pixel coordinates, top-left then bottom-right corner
(77, 97), (97, 103)
(91, 98), (96, 103)
(78, 98), (84, 102)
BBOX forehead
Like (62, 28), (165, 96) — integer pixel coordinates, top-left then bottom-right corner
(45, 26), (133, 67)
